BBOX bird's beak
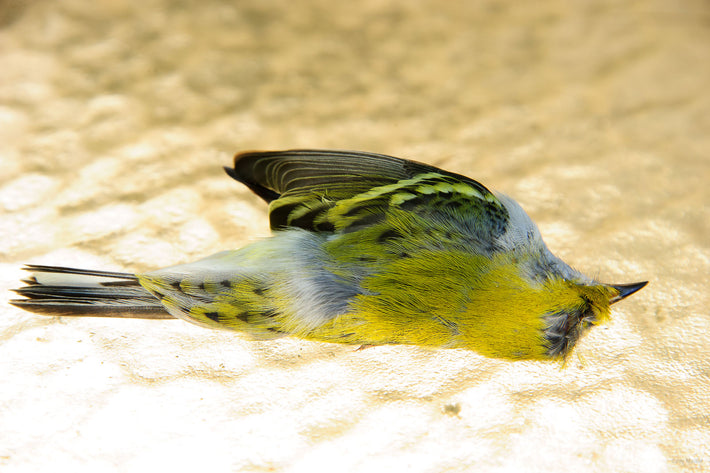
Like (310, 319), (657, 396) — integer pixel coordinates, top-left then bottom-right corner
(609, 281), (648, 304)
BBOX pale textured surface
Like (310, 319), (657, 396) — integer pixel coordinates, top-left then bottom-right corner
(1, 1), (709, 471)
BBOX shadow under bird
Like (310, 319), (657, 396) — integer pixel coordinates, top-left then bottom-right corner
(11, 150), (647, 361)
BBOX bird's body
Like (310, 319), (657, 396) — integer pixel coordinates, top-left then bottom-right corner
(12, 150), (646, 361)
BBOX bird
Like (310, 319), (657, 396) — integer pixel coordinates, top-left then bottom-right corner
(11, 149), (647, 361)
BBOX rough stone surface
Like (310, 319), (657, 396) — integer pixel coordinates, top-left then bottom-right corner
(1, 1), (709, 471)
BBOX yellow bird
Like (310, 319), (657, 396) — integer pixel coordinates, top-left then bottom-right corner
(11, 150), (647, 361)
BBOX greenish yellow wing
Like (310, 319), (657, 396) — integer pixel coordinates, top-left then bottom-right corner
(226, 149), (508, 242)
(228, 149), (436, 231)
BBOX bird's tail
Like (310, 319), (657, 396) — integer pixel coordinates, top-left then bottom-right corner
(10, 265), (173, 319)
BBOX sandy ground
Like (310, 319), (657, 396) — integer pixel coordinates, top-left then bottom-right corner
(1, 1), (709, 472)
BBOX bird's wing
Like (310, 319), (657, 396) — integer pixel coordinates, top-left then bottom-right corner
(226, 149), (509, 240)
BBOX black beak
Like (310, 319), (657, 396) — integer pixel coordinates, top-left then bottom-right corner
(609, 281), (648, 304)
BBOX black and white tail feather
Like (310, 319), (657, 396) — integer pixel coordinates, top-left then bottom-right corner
(11, 265), (172, 319)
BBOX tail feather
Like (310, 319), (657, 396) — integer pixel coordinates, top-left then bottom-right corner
(10, 265), (173, 319)
(21, 264), (141, 280)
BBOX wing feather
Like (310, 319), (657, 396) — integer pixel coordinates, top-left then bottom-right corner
(225, 149), (508, 240)
(228, 149), (440, 199)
